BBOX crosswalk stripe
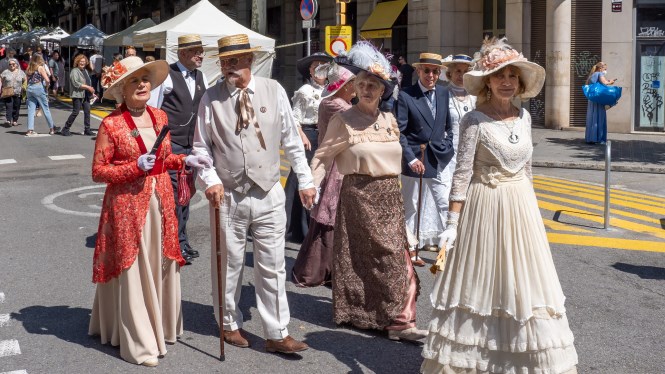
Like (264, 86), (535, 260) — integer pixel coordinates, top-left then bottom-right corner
(0, 159), (17, 165)
(280, 176), (287, 187)
(542, 218), (592, 233)
(280, 165), (289, 171)
(547, 233), (665, 253)
(0, 314), (10, 327)
(536, 192), (662, 226)
(0, 340), (21, 358)
(538, 200), (665, 240)
(48, 154), (86, 161)
(535, 175), (665, 204)
(534, 181), (665, 215)
(0, 370), (28, 374)
(0, 292), (4, 303)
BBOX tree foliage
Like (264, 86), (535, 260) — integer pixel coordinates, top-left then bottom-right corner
(0, 0), (63, 31)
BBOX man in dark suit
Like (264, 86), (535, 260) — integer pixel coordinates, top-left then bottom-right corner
(147, 34), (209, 264)
(394, 52), (455, 265)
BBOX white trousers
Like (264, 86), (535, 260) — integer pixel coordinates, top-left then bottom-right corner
(401, 171), (452, 247)
(209, 182), (290, 340)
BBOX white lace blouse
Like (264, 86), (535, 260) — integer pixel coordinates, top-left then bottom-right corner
(292, 80), (325, 127)
(449, 108), (533, 202)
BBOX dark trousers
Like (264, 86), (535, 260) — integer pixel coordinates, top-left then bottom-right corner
(285, 126), (318, 243)
(90, 74), (102, 97)
(65, 96), (91, 131)
(4, 95), (21, 122)
(169, 142), (193, 252)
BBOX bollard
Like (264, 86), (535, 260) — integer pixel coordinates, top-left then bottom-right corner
(604, 141), (611, 229)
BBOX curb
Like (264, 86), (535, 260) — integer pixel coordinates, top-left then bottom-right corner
(532, 160), (665, 174)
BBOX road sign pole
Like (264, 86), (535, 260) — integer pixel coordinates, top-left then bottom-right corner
(307, 27), (311, 56)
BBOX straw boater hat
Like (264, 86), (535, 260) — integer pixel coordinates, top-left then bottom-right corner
(296, 52), (333, 79)
(334, 41), (394, 100)
(101, 56), (169, 102)
(441, 54), (474, 68)
(321, 63), (355, 99)
(212, 34), (262, 58)
(177, 34), (204, 50)
(412, 52), (444, 68)
(464, 38), (546, 99)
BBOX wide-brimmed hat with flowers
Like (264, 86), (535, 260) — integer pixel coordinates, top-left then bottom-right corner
(321, 63), (355, 99)
(211, 34), (262, 58)
(412, 52), (444, 68)
(464, 37), (545, 99)
(101, 56), (169, 101)
(297, 52), (333, 80)
(334, 41), (394, 100)
(441, 54), (474, 68)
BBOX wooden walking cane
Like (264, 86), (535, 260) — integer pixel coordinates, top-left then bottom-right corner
(414, 143), (427, 262)
(214, 205), (225, 361)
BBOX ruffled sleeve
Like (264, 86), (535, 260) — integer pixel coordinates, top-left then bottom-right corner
(310, 112), (350, 187)
(291, 86), (308, 127)
(449, 112), (481, 202)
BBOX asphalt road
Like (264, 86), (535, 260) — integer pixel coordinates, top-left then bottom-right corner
(0, 104), (663, 373)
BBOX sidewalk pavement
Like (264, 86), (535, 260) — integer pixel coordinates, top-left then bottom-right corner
(531, 127), (665, 174)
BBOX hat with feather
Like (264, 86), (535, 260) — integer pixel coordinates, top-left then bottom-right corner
(334, 41), (395, 100)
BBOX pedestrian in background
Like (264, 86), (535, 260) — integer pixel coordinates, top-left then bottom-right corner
(0, 49), (16, 73)
(48, 50), (61, 98)
(24, 53), (57, 136)
(397, 55), (414, 88)
(291, 63), (355, 288)
(88, 56), (210, 367)
(422, 37), (578, 374)
(62, 54), (95, 136)
(1, 58), (26, 127)
(89, 48), (104, 95)
(125, 46), (137, 58)
(284, 52), (332, 243)
(585, 61), (616, 144)
(310, 42), (427, 343)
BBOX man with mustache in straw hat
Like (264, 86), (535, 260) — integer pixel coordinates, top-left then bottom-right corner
(192, 34), (316, 354)
(148, 34), (209, 265)
(394, 52), (455, 265)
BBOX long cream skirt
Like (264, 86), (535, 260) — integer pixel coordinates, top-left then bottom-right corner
(88, 191), (182, 365)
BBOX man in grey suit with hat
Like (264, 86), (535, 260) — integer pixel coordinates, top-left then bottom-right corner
(193, 34), (315, 355)
(148, 34), (209, 264)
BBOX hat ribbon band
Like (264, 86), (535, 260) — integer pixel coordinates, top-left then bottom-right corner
(219, 43), (252, 54)
(419, 58), (441, 65)
(452, 55), (473, 62)
(180, 41), (202, 48)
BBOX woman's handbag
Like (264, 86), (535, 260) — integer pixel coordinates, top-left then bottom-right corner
(176, 165), (196, 206)
(1, 86), (14, 98)
(583, 82), (622, 106)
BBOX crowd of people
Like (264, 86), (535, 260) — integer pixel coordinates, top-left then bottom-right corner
(1, 32), (579, 373)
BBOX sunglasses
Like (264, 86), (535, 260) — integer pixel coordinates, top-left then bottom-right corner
(217, 56), (250, 67)
(423, 68), (441, 75)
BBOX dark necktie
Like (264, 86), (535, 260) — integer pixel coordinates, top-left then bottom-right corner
(425, 90), (436, 117)
(186, 70), (195, 79)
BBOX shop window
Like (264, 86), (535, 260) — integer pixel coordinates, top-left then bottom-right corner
(635, 7), (665, 132)
(483, 0), (506, 39)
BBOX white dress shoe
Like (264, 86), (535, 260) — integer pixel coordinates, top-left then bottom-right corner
(388, 327), (428, 342)
(141, 357), (158, 367)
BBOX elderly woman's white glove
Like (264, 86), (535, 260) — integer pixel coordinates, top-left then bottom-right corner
(137, 154), (155, 171)
(438, 211), (460, 250)
(184, 154), (213, 169)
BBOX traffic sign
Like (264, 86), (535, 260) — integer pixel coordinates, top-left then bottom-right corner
(325, 25), (352, 57)
(300, 0), (318, 21)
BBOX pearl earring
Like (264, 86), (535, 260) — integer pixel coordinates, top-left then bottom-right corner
(486, 89), (491, 101)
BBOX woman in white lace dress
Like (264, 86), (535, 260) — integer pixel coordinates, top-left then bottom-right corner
(421, 38), (578, 374)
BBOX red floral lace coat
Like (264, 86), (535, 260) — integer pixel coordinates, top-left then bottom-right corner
(92, 106), (186, 283)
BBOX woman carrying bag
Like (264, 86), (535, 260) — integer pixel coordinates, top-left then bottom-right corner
(0, 58), (26, 127)
(585, 62), (617, 144)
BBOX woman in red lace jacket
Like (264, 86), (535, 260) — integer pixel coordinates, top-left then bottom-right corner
(87, 56), (212, 367)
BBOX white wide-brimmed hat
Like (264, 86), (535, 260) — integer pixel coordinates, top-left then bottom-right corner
(101, 56), (169, 101)
(463, 38), (545, 99)
(321, 64), (355, 99)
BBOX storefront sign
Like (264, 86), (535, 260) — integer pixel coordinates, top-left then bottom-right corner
(638, 26), (665, 37)
(325, 25), (352, 56)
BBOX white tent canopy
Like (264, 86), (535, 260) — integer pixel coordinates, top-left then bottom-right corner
(105, 18), (156, 47)
(134, 0), (275, 82)
(41, 27), (70, 43)
(60, 24), (106, 49)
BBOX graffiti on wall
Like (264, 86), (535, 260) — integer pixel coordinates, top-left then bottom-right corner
(639, 27), (665, 38)
(572, 51), (600, 78)
(639, 56), (665, 128)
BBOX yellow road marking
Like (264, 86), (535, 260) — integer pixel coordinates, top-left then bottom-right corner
(537, 200), (665, 240)
(535, 192), (662, 226)
(542, 218), (593, 233)
(534, 175), (665, 204)
(534, 181), (665, 216)
(280, 176), (287, 187)
(547, 233), (665, 253)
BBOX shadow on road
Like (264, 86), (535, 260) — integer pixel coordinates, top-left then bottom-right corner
(11, 305), (118, 359)
(612, 262), (665, 280)
(544, 137), (665, 165)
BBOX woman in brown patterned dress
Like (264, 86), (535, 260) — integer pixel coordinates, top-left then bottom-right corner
(310, 42), (427, 342)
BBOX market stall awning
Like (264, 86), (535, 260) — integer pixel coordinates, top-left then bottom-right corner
(360, 0), (408, 39)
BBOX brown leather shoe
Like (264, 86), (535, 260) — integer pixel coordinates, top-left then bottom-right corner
(265, 336), (308, 354)
(409, 251), (426, 267)
(223, 329), (250, 348)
